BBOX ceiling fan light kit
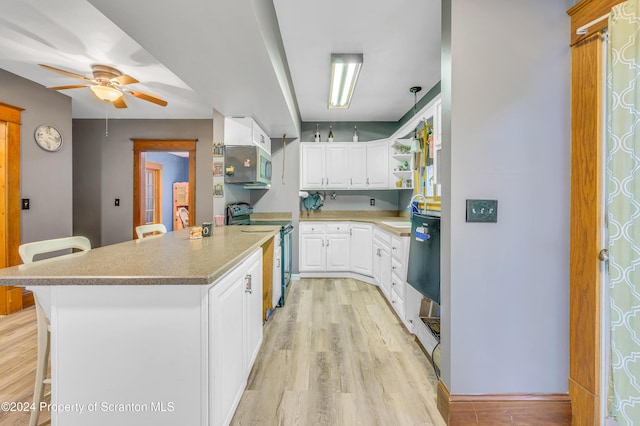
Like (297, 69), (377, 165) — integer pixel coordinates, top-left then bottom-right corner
(328, 53), (363, 109)
(39, 63), (167, 108)
(89, 84), (123, 102)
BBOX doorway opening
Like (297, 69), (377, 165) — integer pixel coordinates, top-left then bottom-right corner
(132, 139), (196, 239)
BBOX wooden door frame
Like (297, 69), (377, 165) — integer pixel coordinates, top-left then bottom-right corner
(0, 102), (23, 314)
(132, 139), (196, 239)
(567, 1), (624, 424)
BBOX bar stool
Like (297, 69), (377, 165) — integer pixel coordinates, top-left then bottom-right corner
(135, 223), (167, 239)
(18, 236), (91, 426)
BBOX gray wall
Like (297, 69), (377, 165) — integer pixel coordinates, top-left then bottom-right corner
(0, 69), (73, 244)
(441, 0), (570, 394)
(250, 137), (302, 272)
(73, 119), (213, 247)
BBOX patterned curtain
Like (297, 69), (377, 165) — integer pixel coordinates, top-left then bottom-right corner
(607, 0), (640, 423)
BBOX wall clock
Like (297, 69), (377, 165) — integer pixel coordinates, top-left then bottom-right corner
(34, 125), (63, 152)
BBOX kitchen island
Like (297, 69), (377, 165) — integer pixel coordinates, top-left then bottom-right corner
(0, 225), (279, 426)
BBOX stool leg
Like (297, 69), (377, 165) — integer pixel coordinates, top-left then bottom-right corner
(30, 303), (50, 426)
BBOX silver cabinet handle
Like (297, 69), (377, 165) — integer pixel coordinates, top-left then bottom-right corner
(245, 274), (252, 294)
(277, 259), (281, 267)
(599, 249), (609, 262)
(392, 265), (396, 271)
(350, 228), (352, 236)
(326, 239), (330, 247)
(350, 178), (353, 185)
(322, 239), (325, 247)
(367, 178), (370, 185)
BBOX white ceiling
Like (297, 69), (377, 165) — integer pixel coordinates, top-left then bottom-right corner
(0, 0), (441, 138)
(273, 0), (441, 122)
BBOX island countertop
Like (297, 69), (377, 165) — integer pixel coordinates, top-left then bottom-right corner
(0, 225), (279, 286)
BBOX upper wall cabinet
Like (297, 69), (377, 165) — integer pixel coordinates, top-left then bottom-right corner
(224, 117), (271, 154)
(299, 141), (389, 190)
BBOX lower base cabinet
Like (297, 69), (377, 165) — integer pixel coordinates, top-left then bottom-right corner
(209, 249), (263, 426)
(300, 222), (415, 332)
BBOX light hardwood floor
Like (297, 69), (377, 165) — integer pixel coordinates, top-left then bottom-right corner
(232, 278), (445, 426)
(0, 279), (443, 426)
(0, 305), (50, 426)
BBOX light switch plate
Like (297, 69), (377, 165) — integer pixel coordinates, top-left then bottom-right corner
(466, 199), (498, 223)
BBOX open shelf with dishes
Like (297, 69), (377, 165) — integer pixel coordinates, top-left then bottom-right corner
(391, 138), (414, 189)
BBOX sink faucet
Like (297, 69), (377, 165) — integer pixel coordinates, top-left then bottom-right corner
(408, 193), (428, 219)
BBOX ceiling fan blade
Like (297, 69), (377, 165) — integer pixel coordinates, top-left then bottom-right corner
(47, 85), (88, 90)
(39, 64), (92, 82)
(112, 74), (139, 85)
(128, 90), (168, 107)
(113, 97), (127, 109)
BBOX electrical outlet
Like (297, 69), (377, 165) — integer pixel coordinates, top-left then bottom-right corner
(115, 198), (120, 207)
(370, 198), (375, 206)
(466, 199), (498, 223)
(21, 199), (30, 210)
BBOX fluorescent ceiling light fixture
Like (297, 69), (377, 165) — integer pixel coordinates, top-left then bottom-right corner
(328, 53), (363, 109)
(90, 85), (123, 102)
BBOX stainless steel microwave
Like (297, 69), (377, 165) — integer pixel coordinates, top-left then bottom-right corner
(224, 145), (272, 186)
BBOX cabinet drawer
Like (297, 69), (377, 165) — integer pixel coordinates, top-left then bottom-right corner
(391, 272), (405, 301)
(391, 236), (404, 261)
(391, 258), (406, 281)
(373, 228), (392, 247)
(326, 223), (350, 234)
(299, 223), (326, 234)
(390, 290), (405, 319)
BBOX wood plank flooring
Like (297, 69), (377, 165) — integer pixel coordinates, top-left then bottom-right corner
(0, 305), (50, 426)
(0, 279), (443, 426)
(232, 278), (445, 426)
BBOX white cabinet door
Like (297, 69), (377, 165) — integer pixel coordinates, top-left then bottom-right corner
(325, 145), (349, 189)
(244, 252), (263, 375)
(373, 240), (383, 286)
(299, 233), (325, 271)
(300, 144), (326, 189)
(348, 145), (367, 189)
(350, 223), (372, 276)
(366, 143), (389, 188)
(379, 244), (392, 298)
(251, 120), (271, 154)
(224, 116), (271, 154)
(326, 233), (350, 271)
(209, 268), (245, 426)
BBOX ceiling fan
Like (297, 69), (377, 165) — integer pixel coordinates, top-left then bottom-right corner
(39, 64), (168, 108)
